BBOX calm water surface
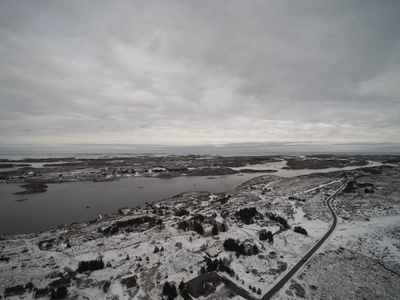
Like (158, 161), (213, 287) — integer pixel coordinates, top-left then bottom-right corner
(0, 160), (382, 235)
(0, 174), (263, 235)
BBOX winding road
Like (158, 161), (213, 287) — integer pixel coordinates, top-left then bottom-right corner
(260, 178), (351, 300)
(214, 178), (350, 300)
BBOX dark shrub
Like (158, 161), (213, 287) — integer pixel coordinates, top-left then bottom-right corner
(294, 226), (308, 236)
(235, 207), (260, 225)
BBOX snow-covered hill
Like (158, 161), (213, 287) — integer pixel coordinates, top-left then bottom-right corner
(1, 165), (399, 300)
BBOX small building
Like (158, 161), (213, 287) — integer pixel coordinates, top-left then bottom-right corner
(49, 276), (71, 287)
(121, 275), (138, 289)
(205, 245), (222, 258)
(185, 272), (222, 298)
(4, 285), (25, 297)
(35, 287), (49, 298)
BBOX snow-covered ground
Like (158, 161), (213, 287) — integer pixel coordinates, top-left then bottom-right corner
(274, 166), (400, 300)
(1, 165), (399, 300)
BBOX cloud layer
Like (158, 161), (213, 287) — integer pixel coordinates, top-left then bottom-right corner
(1, 1), (399, 152)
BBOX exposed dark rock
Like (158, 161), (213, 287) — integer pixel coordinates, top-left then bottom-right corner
(0, 164), (31, 169)
(185, 168), (239, 176)
(284, 158), (369, 170)
(290, 282), (306, 298)
(239, 169), (278, 173)
(13, 183), (48, 195)
(15, 199), (28, 202)
(0, 164), (14, 168)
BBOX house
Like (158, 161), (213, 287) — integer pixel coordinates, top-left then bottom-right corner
(121, 275), (138, 289)
(205, 245), (222, 258)
(185, 272), (222, 298)
(49, 276), (71, 287)
(4, 285), (25, 297)
(35, 287), (49, 298)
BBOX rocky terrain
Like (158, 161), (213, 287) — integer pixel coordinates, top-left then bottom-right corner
(1, 154), (394, 184)
(0, 155), (281, 184)
(0, 160), (399, 299)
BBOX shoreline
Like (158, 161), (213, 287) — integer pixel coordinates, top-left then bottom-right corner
(0, 154), (398, 237)
(1, 162), (396, 238)
(0, 164), (399, 299)
(1, 154), (396, 184)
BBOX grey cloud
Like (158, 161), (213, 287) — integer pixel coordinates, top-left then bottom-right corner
(0, 0), (399, 151)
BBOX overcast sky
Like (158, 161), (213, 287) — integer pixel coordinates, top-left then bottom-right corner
(1, 1), (399, 153)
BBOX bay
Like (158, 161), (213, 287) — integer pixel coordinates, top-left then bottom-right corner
(0, 160), (383, 235)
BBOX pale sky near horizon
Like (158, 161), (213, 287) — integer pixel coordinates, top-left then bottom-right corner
(1, 1), (399, 153)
